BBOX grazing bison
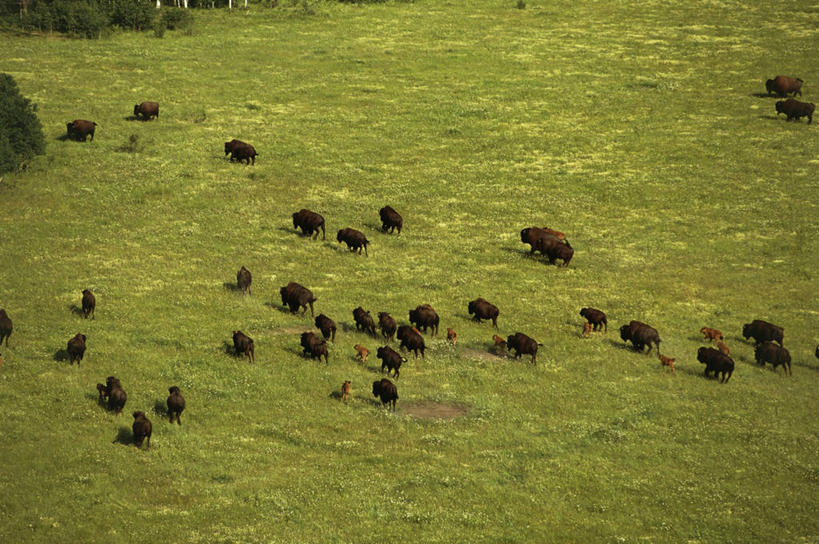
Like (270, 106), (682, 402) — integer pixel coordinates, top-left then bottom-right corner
(766, 75), (803, 98)
(236, 266), (252, 295)
(619, 321), (661, 354)
(341, 380), (351, 402)
(742, 319), (783, 346)
(315, 314), (337, 342)
(697, 347), (734, 383)
(300, 331), (328, 364)
(81, 289), (95, 319)
(232, 330), (255, 363)
(67, 333), (87, 365)
(755, 341), (792, 375)
(468, 298), (499, 328)
(133, 101), (159, 120)
(379, 205), (403, 234)
(377, 345), (406, 378)
(279, 282), (316, 316)
(377, 312), (397, 341)
(506, 332), (539, 364)
(352, 307), (377, 336)
(372, 378), (398, 411)
(397, 325), (425, 358)
(409, 304), (439, 336)
(580, 307), (607, 332)
(292, 209), (326, 240)
(337, 228), (369, 255)
(107, 377), (127, 415)
(167, 386), (185, 425)
(0, 309), (12, 347)
(224, 139), (257, 165)
(775, 98), (814, 124)
(66, 119), (97, 141)
(132, 411), (152, 449)
(700, 327), (723, 342)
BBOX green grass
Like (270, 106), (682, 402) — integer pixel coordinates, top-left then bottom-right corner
(1, 1), (818, 542)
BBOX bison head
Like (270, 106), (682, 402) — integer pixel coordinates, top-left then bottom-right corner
(520, 228), (530, 243)
(133, 104), (141, 116)
(742, 323), (751, 339)
(765, 79), (775, 94)
(619, 325), (630, 342)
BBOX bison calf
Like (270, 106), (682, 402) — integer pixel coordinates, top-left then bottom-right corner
(658, 353), (675, 373)
(447, 328), (457, 347)
(133, 101), (159, 120)
(372, 378), (398, 411)
(717, 341), (730, 356)
(67, 333), (87, 365)
(167, 386), (186, 425)
(700, 327), (723, 342)
(492, 334), (506, 353)
(354, 344), (370, 363)
(132, 411), (152, 449)
(341, 380), (351, 402)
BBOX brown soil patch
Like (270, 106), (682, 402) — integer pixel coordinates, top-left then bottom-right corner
(275, 326), (313, 334)
(403, 401), (469, 420)
(463, 348), (506, 361)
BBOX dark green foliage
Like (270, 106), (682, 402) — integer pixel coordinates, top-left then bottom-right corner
(22, 0), (109, 36)
(110, 0), (156, 30)
(158, 6), (193, 31)
(0, 73), (45, 174)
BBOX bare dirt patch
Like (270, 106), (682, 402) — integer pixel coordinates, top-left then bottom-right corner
(462, 348), (506, 362)
(403, 401), (469, 420)
(275, 326), (313, 335)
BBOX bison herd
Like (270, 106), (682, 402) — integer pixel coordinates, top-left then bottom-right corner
(766, 75), (814, 124)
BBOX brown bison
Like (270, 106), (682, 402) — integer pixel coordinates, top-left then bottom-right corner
(237, 266), (252, 295)
(337, 228), (369, 255)
(81, 289), (95, 319)
(755, 341), (791, 376)
(353, 307), (377, 336)
(766, 76), (803, 97)
(699, 327), (723, 342)
(341, 380), (351, 402)
(397, 325), (425, 358)
(775, 98), (814, 124)
(532, 235), (574, 266)
(96, 383), (108, 401)
(372, 378), (398, 411)
(66, 119), (97, 141)
(377, 345), (406, 378)
(133, 101), (159, 120)
(232, 330), (255, 362)
(167, 386), (185, 425)
(315, 314), (337, 342)
(67, 333), (87, 365)
(619, 321), (661, 354)
(107, 377), (127, 415)
(506, 332), (539, 364)
(409, 304), (439, 336)
(697, 347), (734, 383)
(224, 139), (257, 165)
(0, 309), (12, 347)
(292, 209), (326, 240)
(379, 205), (403, 234)
(468, 298), (499, 328)
(377, 312), (397, 341)
(742, 319), (783, 346)
(580, 307), (607, 332)
(132, 411), (152, 449)
(279, 282), (317, 316)
(300, 331), (329, 364)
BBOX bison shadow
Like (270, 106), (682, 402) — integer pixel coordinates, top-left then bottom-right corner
(263, 301), (299, 316)
(221, 340), (243, 358)
(68, 304), (85, 317)
(222, 282), (243, 293)
(112, 426), (133, 446)
(123, 115), (144, 122)
(328, 390), (344, 400)
(153, 400), (168, 418)
(53, 349), (69, 362)
(750, 92), (774, 98)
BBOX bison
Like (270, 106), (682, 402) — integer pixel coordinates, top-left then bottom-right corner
(580, 307), (607, 332)
(775, 98), (814, 124)
(506, 332), (539, 364)
(107, 377), (127, 415)
(133, 101), (159, 120)
(237, 266), (252, 295)
(700, 327), (723, 342)
(409, 304), (439, 336)
(520, 227), (552, 254)
(766, 75), (803, 98)
(132, 411), (152, 449)
(279, 282), (316, 317)
(532, 235), (573, 266)
(67, 333), (87, 365)
(697, 347), (734, 383)
(66, 119), (97, 141)
(81, 289), (95, 319)
(742, 319), (783, 346)
(300, 331), (329, 364)
(755, 341), (791, 376)
(372, 378), (398, 411)
(232, 330), (255, 363)
(378, 312), (397, 341)
(167, 386), (185, 425)
(224, 139), (257, 165)
(377, 345), (406, 378)
(658, 353), (675, 373)
(337, 228), (369, 255)
(619, 321), (661, 354)
(315, 314), (337, 342)
(354, 344), (370, 363)
(379, 205), (403, 234)
(397, 325), (425, 358)
(447, 328), (457, 347)
(468, 298), (499, 328)
(341, 380), (351, 402)
(353, 307), (377, 336)
(0, 309), (12, 347)
(292, 209), (326, 240)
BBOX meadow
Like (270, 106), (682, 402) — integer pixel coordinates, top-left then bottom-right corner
(0, 0), (817, 542)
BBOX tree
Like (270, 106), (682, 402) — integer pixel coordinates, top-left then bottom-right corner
(0, 73), (46, 174)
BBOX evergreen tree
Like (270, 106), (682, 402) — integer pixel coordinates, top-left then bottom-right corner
(0, 73), (46, 174)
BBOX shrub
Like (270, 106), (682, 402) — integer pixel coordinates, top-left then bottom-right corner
(110, 0), (156, 31)
(23, 0), (110, 37)
(0, 74), (46, 174)
(159, 7), (193, 31)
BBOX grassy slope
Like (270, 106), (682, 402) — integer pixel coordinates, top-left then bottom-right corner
(0, 1), (817, 542)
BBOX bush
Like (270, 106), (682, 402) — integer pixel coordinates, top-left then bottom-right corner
(110, 0), (156, 31)
(0, 74), (46, 174)
(159, 7), (193, 31)
(23, 0), (110, 37)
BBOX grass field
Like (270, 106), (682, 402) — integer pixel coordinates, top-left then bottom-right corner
(0, 1), (818, 542)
